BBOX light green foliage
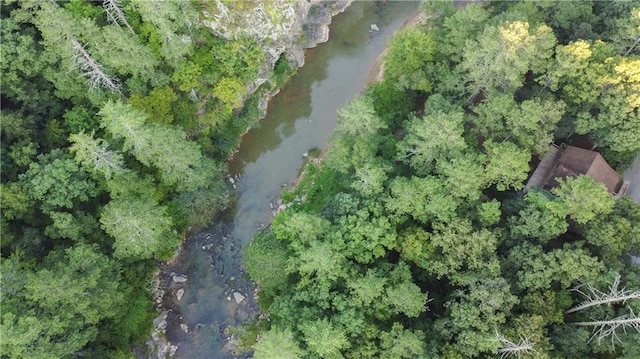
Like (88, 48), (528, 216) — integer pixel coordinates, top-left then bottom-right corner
(582, 197), (640, 261)
(347, 269), (387, 307)
(335, 95), (386, 138)
(386, 176), (458, 224)
(483, 140), (531, 191)
(253, 327), (303, 359)
(128, 86), (178, 124)
(551, 175), (615, 225)
(100, 197), (177, 259)
(474, 95), (565, 155)
(0, 182), (33, 221)
(462, 19), (556, 96)
(69, 131), (125, 179)
(384, 27), (435, 92)
(300, 319), (349, 358)
(44, 210), (98, 242)
(94, 25), (159, 78)
(385, 279), (428, 318)
(509, 190), (569, 242)
(510, 243), (605, 291)
(1, 244), (124, 359)
(351, 159), (391, 197)
(172, 61), (202, 92)
(379, 323), (426, 359)
(129, 0), (194, 64)
(100, 101), (217, 192)
(213, 76), (246, 113)
(436, 151), (486, 200)
(428, 220), (500, 279)
(397, 110), (466, 175)
(440, 4), (490, 62)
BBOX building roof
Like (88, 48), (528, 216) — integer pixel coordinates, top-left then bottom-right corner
(525, 144), (622, 195)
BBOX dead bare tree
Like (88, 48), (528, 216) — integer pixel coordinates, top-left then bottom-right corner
(71, 39), (121, 94)
(103, 0), (134, 33)
(495, 333), (538, 359)
(566, 275), (640, 314)
(571, 308), (640, 348)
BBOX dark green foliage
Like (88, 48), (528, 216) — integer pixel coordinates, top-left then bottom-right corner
(1, 0), (297, 356)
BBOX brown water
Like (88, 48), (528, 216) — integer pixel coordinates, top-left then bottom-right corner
(162, 2), (418, 358)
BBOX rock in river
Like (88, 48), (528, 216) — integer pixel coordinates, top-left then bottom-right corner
(233, 292), (246, 304)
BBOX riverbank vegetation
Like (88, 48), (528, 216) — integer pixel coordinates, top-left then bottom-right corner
(245, 1), (640, 358)
(0, 1), (301, 357)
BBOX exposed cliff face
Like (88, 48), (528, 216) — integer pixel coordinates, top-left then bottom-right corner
(145, 2), (352, 358)
(200, 0), (353, 113)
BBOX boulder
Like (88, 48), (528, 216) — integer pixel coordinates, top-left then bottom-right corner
(233, 291), (246, 304)
(176, 288), (184, 301)
(172, 274), (188, 283)
(370, 23), (379, 32)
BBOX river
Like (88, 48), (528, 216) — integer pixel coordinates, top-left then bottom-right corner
(160, 2), (418, 358)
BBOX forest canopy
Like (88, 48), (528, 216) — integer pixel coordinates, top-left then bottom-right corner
(245, 1), (640, 358)
(1, 0), (300, 357)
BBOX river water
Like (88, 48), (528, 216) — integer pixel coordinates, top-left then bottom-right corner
(161, 2), (418, 358)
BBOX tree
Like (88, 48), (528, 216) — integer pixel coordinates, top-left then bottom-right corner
(384, 27), (435, 92)
(551, 175), (615, 225)
(1, 244), (124, 359)
(243, 231), (290, 295)
(379, 323), (427, 359)
(300, 319), (349, 358)
(483, 140), (531, 191)
(397, 110), (467, 175)
(386, 175), (458, 224)
(100, 196), (177, 259)
(462, 20), (556, 96)
(100, 101), (218, 192)
(253, 327), (303, 359)
(69, 131), (126, 180)
(19, 149), (98, 214)
(508, 189), (569, 243)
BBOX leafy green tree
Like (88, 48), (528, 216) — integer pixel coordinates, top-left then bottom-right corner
(128, 86), (178, 124)
(508, 189), (569, 243)
(462, 19), (556, 96)
(551, 175), (615, 225)
(384, 27), (435, 92)
(69, 131), (126, 180)
(300, 319), (349, 358)
(483, 140), (531, 191)
(379, 323), (426, 359)
(253, 327), (303, 359)
(100, 101), (218, 192)
(19, 149), (99, 214)
(397, 110), (467, 175)
(1, 244), (124, 359)
(243, 231), (290, 295)
(100, 196), (177, 259)
(428, 219), (500, 280)
(386, 175), (458, 224)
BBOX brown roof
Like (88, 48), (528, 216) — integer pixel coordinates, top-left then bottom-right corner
(543, 145), (622, 195)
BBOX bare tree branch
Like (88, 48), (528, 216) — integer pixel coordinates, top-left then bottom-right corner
(103, 0), (134, 33)
(495, 333), (538, 359)
(71, 39), (121, 94)
(566, 275), (640, 314)
(571, 308), (640, 348)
